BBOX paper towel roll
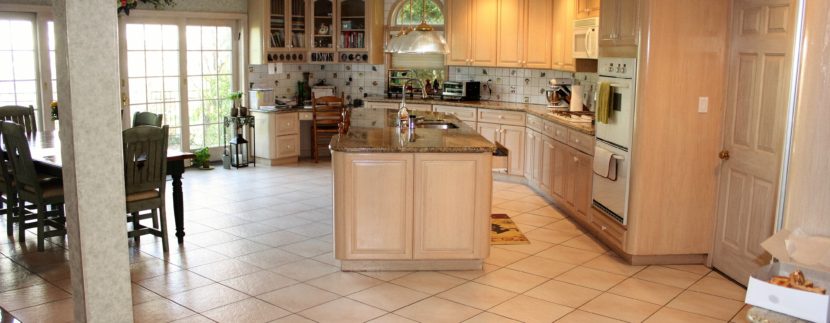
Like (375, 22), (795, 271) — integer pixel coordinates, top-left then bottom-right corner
(570, 85), (584, 112)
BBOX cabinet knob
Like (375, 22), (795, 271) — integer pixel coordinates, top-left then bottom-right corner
(601, 225), (607, 231)
(719, 150), (730, 160)
(574, 138), (580, 143)
(498, 115), (504, 119)
(573, 156), (579, 163)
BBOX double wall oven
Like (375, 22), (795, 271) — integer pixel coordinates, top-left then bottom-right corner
(592, 57), (637, 225)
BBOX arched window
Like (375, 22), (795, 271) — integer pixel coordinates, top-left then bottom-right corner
(391, 0), (444, 27)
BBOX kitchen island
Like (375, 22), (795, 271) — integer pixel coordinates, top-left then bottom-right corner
(330, 108), (496, 271)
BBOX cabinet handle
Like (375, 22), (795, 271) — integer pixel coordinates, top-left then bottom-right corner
(498, 115), (504, 119)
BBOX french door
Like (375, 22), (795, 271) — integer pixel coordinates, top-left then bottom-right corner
(0, 12), (41, 124)
(119, 18), (239, 153)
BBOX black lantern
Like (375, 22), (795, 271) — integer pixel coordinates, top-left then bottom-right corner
(229, 133), (249, 168)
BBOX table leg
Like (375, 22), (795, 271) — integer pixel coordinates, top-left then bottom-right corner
(167, 160), (186, 244)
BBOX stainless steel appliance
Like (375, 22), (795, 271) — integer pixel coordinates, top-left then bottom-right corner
(545, 78), (572, 110)
(573, 17), (599, 59)
(442, 81), (481, 101)
(592, 57), (636, 225)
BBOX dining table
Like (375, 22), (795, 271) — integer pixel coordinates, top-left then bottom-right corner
(27, 130), (196, 244)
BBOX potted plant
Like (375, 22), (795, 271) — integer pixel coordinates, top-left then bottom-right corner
(118, 0), (175, 15)
(50, 101), (58, 120)
(227, 91), (244, 116)
(193, 147), (211, 169)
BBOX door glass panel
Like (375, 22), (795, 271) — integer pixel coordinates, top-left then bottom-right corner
(124, 23), (182, 150)
(187, 25), (233, 150)
(270, 0), (287, 48)
(312, 0), (333, 48)
(339, 0), (365, 49)
(0, 16), (40, 125)
(291, 0), (307, 48)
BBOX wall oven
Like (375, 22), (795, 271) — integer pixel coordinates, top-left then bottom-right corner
(573, 17), (599, 59)
(592, 57), (636, 225)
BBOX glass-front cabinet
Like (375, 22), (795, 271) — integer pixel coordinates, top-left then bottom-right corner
(266, 0), (307, 63)
(338, 0), (367, 50)
(312, 0), (334, 50)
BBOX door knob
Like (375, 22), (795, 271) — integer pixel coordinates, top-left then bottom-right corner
(719, 150), (730, 160)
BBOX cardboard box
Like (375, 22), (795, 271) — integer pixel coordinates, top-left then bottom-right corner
(745, 230), (830, 323)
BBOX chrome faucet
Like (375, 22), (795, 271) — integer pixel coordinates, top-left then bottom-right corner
(398, 78), (428, 127)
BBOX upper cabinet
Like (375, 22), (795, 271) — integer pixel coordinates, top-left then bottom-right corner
(552, 0), (575, 71)
(248, 0), (383, 64)
(446, 0), (498, 66)
(496, 0), (553, 68)
(575, 0), (600, 19)
(599, 0), (638, 57)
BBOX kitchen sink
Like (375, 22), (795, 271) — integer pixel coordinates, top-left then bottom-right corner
(416, 122), (459, 129)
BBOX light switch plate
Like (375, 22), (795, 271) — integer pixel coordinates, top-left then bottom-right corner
(698, 96), (709, 113)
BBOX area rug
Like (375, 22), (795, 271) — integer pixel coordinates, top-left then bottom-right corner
(490, 214), (530, 245)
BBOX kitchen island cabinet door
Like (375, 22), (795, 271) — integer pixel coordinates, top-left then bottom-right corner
(334, 153), (414, 260)
(413, 153), (491, 259)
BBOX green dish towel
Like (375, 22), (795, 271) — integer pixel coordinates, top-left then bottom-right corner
(596, 82), (612, 124)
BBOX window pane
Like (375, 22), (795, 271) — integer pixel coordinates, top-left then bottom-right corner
(187, 76), (202, 100)
(47, 21), (55, 50)
(10, 20), (34, 50)
(201, 51), (216, 74)
(201, 26), (216, 50)
(205, 124), (220, 147)
(188, 100), (202, 125)
(217, 51), (232, 74)
(189, 125), (204, 148)
(144, 24), (163, 50)
(128, 78), (147, 104)
(204, 99), (219, 124)
(165, 102), (180, 127)
(187, 51), (201, 76)
(162, 51), (178, 76)
(162, 25), (178, 50)
(0, 21), (11, 51)
(164, 76), (179, 101)
(12, 51), (35, 80)
(186, 26), (201, 50)
(168, 127), (182, 151)
(126, 24), (145, 50)
(145, 77), (165, 103)
(0, 52), (13, 81)
(145, 51), (163, 77)
(216, 74), (231, 100)
(201, 75), (218, 100)
(217, 27), (232, 50)
(127, 51), (146, 77)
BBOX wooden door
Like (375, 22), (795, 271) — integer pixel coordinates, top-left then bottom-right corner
(501, 125), (525, 176)
(563, 146), (577, 210)
(446, 0), (472, 65)
(524, 128), (538, 182)
(413, 154), (490, 259)
(524, 0), (553, 68)
(560, 0), (576, 71)
(471, 0), (499, 66)
(551, 0), (566, 70)
(713, 0), (794, 284)
(540, 136), (556, 195)
(572, 150), (593, 222)
(496, 0), (525, 67)
(598, 0), (617, 47)
(615, 0), (638, 46)
(477, 122), (501, 146)
(550, 139), (568, 199)
(576, 0), (600, 19)
(532, 130), (544, 183)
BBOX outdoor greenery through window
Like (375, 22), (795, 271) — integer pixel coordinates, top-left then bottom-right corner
(394, 0), (444, 26)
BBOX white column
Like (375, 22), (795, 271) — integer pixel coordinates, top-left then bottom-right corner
(52, 1), (133, 322)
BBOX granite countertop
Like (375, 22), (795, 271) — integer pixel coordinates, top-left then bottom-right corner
(364, 97), (595, 135)
(329, 108), (496, 153)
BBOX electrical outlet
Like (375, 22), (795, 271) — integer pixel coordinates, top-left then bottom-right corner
(698, 97), (709, 113)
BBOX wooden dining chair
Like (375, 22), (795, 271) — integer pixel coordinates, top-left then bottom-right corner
(132, 111), (164, 127)
(1, 121), (65, 251)
(123, 125), (170, 252)
(311, 93), (345, 163)
(0, 142), (18, 237)
(0, 105), (37, 136)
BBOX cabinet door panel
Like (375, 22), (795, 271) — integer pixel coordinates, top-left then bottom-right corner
(533, 131), (544, 183)
(471, 0), (499, 66)
(525, 129), (537, 182)
(496, 0), (525, 67)
(501, 125), (525, 176)
(598, 0), (617, 46)
(275, 112), (299, 135)
(414, 155), (489, 259)
(525, 0), (553, 68)
(540, 136), (556, 196)
(551, 140), (569, 199)
(339, 154), (413, 259)
(253, 113), (277, 159)
(275, 134), (300, 158)
(477, 122), (501, 145)
(615, 0), (638, 46)
(447, 0), (472, 65)
(552, 0), (567, 70)
(573, 150), (593, 222)
(561, 0), (576, 71)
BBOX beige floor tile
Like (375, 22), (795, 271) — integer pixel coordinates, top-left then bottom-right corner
(440, 263), (501, 280)
(10, 298), (73, 323)
(279, 239), (333, 257)
(555, 266), (628, 291)
(220, 270), (297, 295)
(188, 259), (261, 281)
(235, 248), (304, 269)
(271, 314), (316, 323)
(634, 266), (704, 289)
(301, 298), (386, 323)
(137, 270), (214, 297)
(504, 185), (537, 195)
(0, 283), (71, 311)
(494, 240), (553, 255)
(484, 247), (529, 266)
(360, 271), (414, 281)
(205, 239), (271, 258)
(555, 310), (624, 323)
(489, 295), (573, 323)
(608, 278), (684, 305)
(395, 297), (481, 323)
(164, 248), (229, 269)
(560, 235), (609, 253)
(258, 283), (339, 312)
(511, 213), (559, 227)
(688, 277), (746, 301)
(525, 228), (582, 245)
(248, 230), (308, 247)
(168, 283), (249, 312)
(272, 259), (340, 281)
(0, 266), (46, 293)
(492, 190), (527, 201)
(507, 256), (576, 278)
(543, 219), (586, 236)
(465, 312), (521, 322)
(645, 307), (726, 323)
(474, 268), (548, 293)
(582, 254), (646, 276)
(171, 314), (215, 323)
(526, 205), (567, 219)
(184, 230), (242, 248)
(731, 304), (751, 323)
(348, 283), (429, 311)
(580, 293), (661, 323)
(391, 271), (466, 294)
(536, 245), (602, 265)
(306, 272), (383, 296)
(202, 298), (290, 323)
(664, 264), (712, 275)
(516, 195), (551, 206)
(133, 299), (196, 323)
(497, 200), (545, 213)
(706, 270), (731, 281)
(525, 280), (601, 308)
(129, 258), (182, 282)
(368, 313), (419, 323)
(437, 282), (517, 310)
(666, 290), (744, 320)
(132, 284), (162, 305)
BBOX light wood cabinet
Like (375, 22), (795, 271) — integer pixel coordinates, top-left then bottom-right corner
(552, 0), (576, 71)
(478, 122), (524, 176)
(496, 0), (525, 67)
(446, 0), (499, 66)
(571, 148), (593, 222)
(575, 0), (600, 18)
(599, 0), (638, 57)
(495, 0), (553, 68)
(434, 105), (477, 128)
(252, 111), (300, 165)
(524, 128), (543, 185)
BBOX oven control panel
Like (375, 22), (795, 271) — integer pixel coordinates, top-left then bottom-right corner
(598, 57), (637, 79)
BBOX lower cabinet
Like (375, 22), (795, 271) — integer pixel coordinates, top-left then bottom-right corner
(524, 128), (543, 185)
(478, 122), (525, 176)
(534, 130), (594, 223)
(252, 111), (300, 165)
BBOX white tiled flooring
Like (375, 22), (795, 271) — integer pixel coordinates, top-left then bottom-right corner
(0, 161), (751, 322)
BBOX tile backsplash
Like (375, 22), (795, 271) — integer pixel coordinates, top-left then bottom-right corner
(447, 66), (598, 108)
(248, 63), (387, 105)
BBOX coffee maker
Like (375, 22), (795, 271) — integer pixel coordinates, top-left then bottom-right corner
(544, 78), (572, 111)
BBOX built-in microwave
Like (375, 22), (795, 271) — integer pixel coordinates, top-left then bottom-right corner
(573, 17), (599, 59)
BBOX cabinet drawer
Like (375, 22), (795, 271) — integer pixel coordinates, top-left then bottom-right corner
(434, 105), (477, 122)
(406, 104), (432, 112)
(568, 130), (594, 155)
(275, 113), (299, 135)
(275, 134), (300, 158)
(477, 109), (525, 126)
(526, 114), (543, 132)
(367, 102), (399, 110)
(542, 120), (568, 143)
(590, 207), (627, 250)
(299, 111), (313, 121)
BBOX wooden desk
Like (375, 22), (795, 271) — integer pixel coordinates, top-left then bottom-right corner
(27, 131), (196, 244)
